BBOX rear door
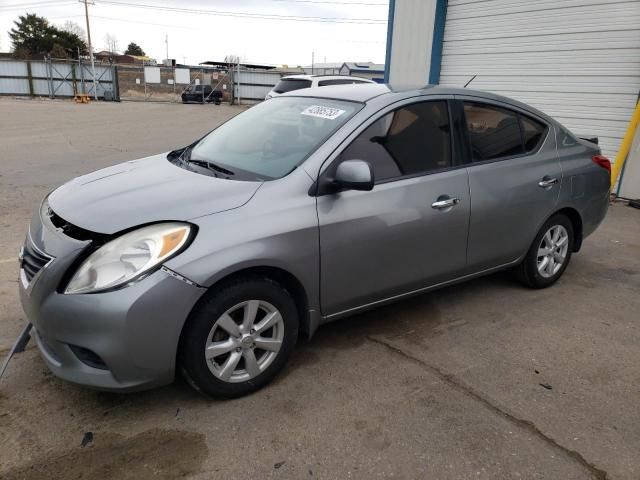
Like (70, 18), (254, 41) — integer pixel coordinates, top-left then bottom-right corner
(457, 97), (562, 272)
(317, 98), (470, 316)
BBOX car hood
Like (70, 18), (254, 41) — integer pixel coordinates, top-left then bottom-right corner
(48, 153), (262, 234)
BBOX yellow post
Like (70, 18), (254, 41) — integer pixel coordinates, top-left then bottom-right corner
(611, 100), (640, 187)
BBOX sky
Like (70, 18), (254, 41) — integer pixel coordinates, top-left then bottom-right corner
(0, 0), (389, 66)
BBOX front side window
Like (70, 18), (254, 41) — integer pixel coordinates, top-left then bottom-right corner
(338, 101), (452, 182)
(464, 102), (524, 161)
(189, 97), (360, 180)
(273, 79), (312, 93)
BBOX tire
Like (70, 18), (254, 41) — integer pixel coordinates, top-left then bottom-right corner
(515, 213), (574, 289)
(179, 276), (299, 398)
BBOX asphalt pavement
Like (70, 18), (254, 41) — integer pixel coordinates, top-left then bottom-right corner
(1, 98), (638, 479)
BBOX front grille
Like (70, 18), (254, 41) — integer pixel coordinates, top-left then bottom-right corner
(21, 238), (52, 282)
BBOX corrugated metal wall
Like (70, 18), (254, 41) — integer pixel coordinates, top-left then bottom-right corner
(0, 59), (116, 98)
(234, 70), (283, 103)
(439, 0), (640, 158)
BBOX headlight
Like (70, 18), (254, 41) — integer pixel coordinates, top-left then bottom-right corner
(64, 222), (192, 294)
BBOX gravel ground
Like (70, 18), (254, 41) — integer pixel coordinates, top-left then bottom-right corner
(0, 98), (638, 479)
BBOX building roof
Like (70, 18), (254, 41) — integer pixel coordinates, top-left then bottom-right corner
(341, 62), (385, 73)
(200, 60), (277, 70)
(303, 62), (344, 69)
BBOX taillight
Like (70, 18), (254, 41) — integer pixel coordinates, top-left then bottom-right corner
(592, 155), (611, 175)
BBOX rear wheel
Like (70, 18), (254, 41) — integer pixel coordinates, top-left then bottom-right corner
(179, 276), (298, 398)
(516, 213), (574, 289)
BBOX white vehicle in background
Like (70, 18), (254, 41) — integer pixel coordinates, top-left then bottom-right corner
(265, 74), (375, 100)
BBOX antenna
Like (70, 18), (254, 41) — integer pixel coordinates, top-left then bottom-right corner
(464, 75), (477, 88)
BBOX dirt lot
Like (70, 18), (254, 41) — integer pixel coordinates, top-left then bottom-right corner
(0, 98), (639, 479)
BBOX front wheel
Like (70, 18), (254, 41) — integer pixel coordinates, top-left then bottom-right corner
(179, 276), (299, 398)
(515, 213), (574, 289)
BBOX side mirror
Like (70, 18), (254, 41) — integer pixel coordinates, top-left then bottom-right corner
(333, 159), (374, 192)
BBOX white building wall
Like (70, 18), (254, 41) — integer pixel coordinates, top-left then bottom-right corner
(387, 0), (438, 87)
(438, 0), (640, 160)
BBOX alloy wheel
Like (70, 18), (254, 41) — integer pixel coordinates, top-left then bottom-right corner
(536, 225), (569, 278)
(205, 300), (284, 383)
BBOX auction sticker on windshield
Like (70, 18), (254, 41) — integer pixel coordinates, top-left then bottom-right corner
(301, 105), (346, 120)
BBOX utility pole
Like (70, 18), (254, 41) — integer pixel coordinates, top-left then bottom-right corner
(237, 58), (241, 105)
(80, 0), (98, 100)
(165, 34), (169, 62)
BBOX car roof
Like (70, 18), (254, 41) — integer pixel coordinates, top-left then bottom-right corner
(283, 83), (553, 121)
(280, 74), (374, 82)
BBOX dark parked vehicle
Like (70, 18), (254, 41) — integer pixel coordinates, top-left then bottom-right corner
(17, 84), (611, 398)
(181, 85), (222, 104)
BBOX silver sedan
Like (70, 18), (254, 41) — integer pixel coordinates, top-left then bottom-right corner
(17, 84), (611, 397)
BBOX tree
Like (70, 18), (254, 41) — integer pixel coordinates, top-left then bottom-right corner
(9, 13), (87, 59)
(62, 21), (85, 40)
(124, 42), (145, 56)
(104, 33), (118, 53)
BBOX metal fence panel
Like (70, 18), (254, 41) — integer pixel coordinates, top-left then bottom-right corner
(0, 60), (28, 77)
(0, 78), (29, 94)
(0, 59), (117, 99)
(49, 62), (73, 79)
(32, 79), (50, 96)
(29, 61), (49, 78)
(239, 71), (282, 86)
(235, 70), (282, 103)
(234, 84), (273, 102)
(51, 80), (75, 96)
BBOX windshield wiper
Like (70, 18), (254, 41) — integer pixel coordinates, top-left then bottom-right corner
(188, 159), (235, 177)
(177, 145), (236, 178)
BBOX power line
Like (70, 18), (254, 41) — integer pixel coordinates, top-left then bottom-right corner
(94, 0), (387, 24)
(0, 1), (76, 10)
(89, 14), (193, 29)
(54, 13), (386, 35)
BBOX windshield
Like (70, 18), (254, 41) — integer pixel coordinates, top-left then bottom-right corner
(273, 79), (312, 93)
(189, 97), (361, 180)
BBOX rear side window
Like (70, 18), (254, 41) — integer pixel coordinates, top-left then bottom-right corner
(318, 79), (349, 86)
(273, 79), (312, 93)
(464, 103), (523, 161)
(338, 101), (452, 182)
(318, 79), (368, 86)
(521, 115), (546, 152)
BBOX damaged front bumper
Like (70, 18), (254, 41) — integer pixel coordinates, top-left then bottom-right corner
(16, 202), (206, 392)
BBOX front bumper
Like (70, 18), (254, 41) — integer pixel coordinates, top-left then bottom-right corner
(18, 204), (206, 392)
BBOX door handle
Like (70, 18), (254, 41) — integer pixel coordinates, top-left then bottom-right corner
(538, 176), (559, 189)
(431, 197), (460, 210)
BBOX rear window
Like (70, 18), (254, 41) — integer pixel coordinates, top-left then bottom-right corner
(273, 79), (312, 93)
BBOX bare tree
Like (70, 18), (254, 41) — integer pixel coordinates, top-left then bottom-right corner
(104, 33), (119, 54)
(62, 21), (85, 41)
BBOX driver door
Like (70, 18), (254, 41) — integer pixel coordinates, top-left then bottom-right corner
(316, 99), (470, 316)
